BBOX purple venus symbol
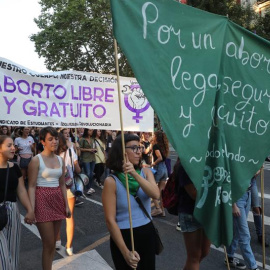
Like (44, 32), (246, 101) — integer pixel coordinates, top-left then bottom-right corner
(123, 84), (150, 123)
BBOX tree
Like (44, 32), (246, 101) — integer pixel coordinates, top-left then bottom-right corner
(30, 0), (133, 76)
(186, 0), (257, 31)
(254, 11), (270, 40)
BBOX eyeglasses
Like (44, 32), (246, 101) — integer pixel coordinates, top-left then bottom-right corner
(125, 145), (145, 153)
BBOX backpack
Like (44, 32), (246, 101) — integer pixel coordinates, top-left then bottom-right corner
(162, 170), (178, 216)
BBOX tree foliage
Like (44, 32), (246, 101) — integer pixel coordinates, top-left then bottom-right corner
(31, 0), (269, 74)
(187, 0), (257, 31)
(254, 11), (270, 40)
(30, 0), (133, 75)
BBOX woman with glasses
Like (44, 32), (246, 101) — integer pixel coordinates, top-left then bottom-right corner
(150, 131), (169, 217)
(102, 134), (159, 270)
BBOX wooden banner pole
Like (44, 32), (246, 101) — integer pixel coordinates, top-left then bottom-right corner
(260, 168), (266, 269)
(113, 38), (136, 268)
(224, 246), (231, 270)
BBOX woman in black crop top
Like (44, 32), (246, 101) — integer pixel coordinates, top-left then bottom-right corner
(150, 131), (169, 217)
(0, 135), (35, 270)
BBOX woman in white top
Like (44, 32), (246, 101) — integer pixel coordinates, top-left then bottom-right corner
(55, 133), (81, 256)
(60, 128), (81, 158)
(14, 127), (35, 181)
(28, 127), (71, 270)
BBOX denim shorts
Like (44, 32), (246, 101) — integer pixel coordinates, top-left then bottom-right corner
(154, 162), (168, 183)
(179, 212), (202, 233)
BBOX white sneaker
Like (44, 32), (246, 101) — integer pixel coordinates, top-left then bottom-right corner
(66, 247), (73, 256)
(87, 188), (95, 195)
(98, 183), (104, 189)
(176, 223), (181, 231)
(55, 240), (61, 250)
(224, 258), (246, 269)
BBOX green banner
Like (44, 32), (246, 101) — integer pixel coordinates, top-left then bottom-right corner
(111, 0), (270, 246)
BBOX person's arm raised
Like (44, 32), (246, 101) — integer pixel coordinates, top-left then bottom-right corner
(123, 153), (159, 199)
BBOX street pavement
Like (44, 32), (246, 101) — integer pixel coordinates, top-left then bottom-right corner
(18, 150), (270, 270)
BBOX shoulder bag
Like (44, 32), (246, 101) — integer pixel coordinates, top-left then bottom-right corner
(162, 170), (179, 216)
(69, 148), (84, 197)
(0, 162), (10, 231)
(134, 195), (164, 255)
(110, 173), (164, 255)
(94, 139), (105, 154)
(78, 139), (86, 168)
(63, 150), (73, 189)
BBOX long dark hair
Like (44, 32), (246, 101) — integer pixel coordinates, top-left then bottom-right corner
(82, 128), (92, 138)
(0, 126), (10, 136)
(18, 126), (28, 137)
(69, 129), (75, 143)
(153, 131), (169, 158)
(57, 132), (68, 155)
(106, 134), (140, 172)
(0, 135), (9, 147)
(93, 129), (106, 143)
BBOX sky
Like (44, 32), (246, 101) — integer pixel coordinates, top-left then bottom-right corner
(0, 0), (48, 72)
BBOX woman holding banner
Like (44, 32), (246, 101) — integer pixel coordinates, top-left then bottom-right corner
(102, 134), (159, 270)
(28, 127), (71, 270)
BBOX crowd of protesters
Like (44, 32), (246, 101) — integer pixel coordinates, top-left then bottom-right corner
(0, 125), (171, 270)
(0, 125), (267, 270)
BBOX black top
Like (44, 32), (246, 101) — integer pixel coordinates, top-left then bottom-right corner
(152, 144), (165, 162)
(0, 163), (22, 202)
(142, 141), (151, 165)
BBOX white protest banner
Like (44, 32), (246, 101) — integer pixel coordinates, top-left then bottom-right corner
(0, 57), (153, 131)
